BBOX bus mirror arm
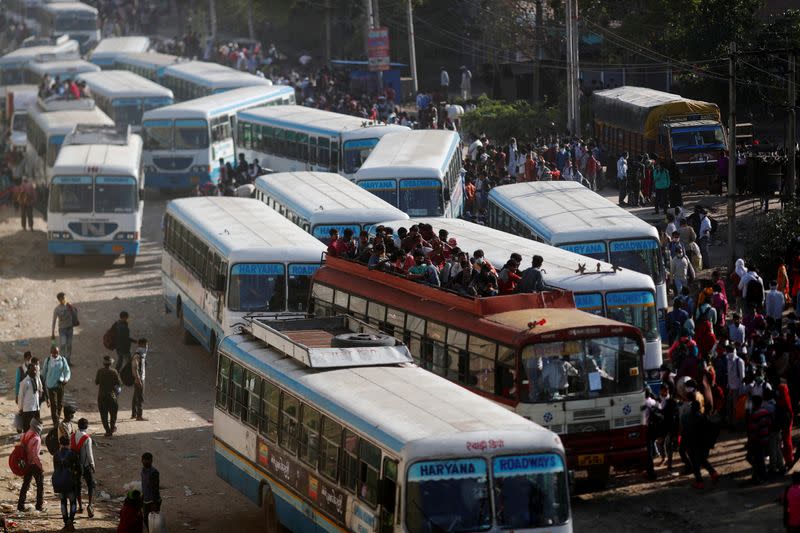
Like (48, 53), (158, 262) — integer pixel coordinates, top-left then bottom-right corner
(214, 274), (226, 292)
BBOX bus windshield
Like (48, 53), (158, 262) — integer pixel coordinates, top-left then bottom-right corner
(95, 176), (137, 213)
(55, 15), (97, 32)
(228, 263), (286, 312)
(142, 120), (172, 150)
(406, 458), (491, 533)
(520, 336), (642, 403)
(359, 180), (397, 209)
(560, 241), (607, 262)
(342, 138), (378, 175)
(287, 263), (319, 312)
(174, 119), (209, 149)
(606, 291), (659, 342)
(49, 176), (92, 213)
(400, 179), (443, 217)
(609, 239), (664, 284)
(143, 97), (173, 112)
(112, 98), (142, 128)
(493, 454), (570, 528)
(12, 113), (27, 132)
(670, 126), (725, 151)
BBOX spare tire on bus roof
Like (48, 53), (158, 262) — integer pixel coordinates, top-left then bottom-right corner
(331, 332), (396, 348)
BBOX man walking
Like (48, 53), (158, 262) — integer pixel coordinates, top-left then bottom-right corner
(460, 66), (471, 100)
(653, 159), (670, 214)
(697, 208), (713, 269)
(52, 436), (79, 531)
(51, 292), (77, 366)
(141, 452), (162, 528)
(95, 355), (122, 437)
(114, 311), (135, 373)
(17, 418), (45, 512)
(72, 418), (96, 518)
(131, 338), (148, 421)
(42, 346), (71, 426)
(15, 176), (37, 230)
(617, 152), (628, 205)
(17, 363), (44, 432)
(439, 67), (450, 100)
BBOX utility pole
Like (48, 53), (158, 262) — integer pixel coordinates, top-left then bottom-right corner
(406, 0), (418, 94)
(572, 0), (581, 136)
(565, 0), (581, 136)
(364, 0), (383, 91)
(565, 0), (574, 134)
(788, 50), (797, 202)
(533, 0), (542, 103)
(727, 42), (737, 268)
(208, 0), (217, 42)
(324, 0), (332, 63)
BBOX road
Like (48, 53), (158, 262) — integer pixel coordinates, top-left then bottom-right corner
(0, 195), (789, 532)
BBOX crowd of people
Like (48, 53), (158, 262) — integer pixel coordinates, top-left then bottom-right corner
(37, 75), (92, 100)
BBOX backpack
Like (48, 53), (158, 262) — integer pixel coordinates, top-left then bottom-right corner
(67, 303), (79, 327)
(51, 448), (79, 494)
(45, 427), (59, 455)
(103, 322), (117, 350)
(120, 358), (134, 387)
(8, 434), (32, 476)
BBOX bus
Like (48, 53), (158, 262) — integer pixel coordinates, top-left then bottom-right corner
(160, 60), (272, 101)
(37, 2), (100, 52)
(2, 85), (38, 154)
(380, 217), (662, 382)
(25, 103), (114, 182)
(309, 255), (647, 485)
(234, 105), (409, 179)
(6, 0), (42, 28)
(25, 58), (100, 85)
(253, 171), (409, 244)
(141, 85), (295, 191)
(88, 36), (151, 68)
(354, 130), (464, 218)
(215, 314), (572, 532)
(47, 125), (143, 267)
(0, 37), (80, 85)
(77, 70), (173, 131)
(487, 181), (668, 340)
(112, 52), (186, 83)
(162, 197), (326, 356)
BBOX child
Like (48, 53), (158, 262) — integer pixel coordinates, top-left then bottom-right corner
(117, 490), (143, 533)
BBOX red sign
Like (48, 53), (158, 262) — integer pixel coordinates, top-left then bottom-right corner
(367, 27), (390, 72)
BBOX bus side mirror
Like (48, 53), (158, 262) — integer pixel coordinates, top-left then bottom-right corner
(378, 478), (396, 513)
(214, 274), (226, 292)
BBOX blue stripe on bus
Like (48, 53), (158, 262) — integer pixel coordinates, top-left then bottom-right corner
(179, 296), (218, 351)
(48, 241), (139, 256)
(236, 113), (343, 137)
(223, 337), (405, 452)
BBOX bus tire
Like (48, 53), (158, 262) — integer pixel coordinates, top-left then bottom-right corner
(331, 332), (396, 348)
(53, 254), (65, 267)
(261, 484), (280, 532)
(124, 254), (136, 268)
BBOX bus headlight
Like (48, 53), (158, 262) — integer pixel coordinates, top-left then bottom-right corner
(191, 165), (210, 174)
(114, 232), (139, 240)
(49, 231), (72, 240)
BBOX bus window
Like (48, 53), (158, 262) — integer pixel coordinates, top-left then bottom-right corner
(228, 263), (286, 312)
(343, 139), (378, 174)
(245, 371), (260, 428)
(400, 179), (443, 217)
(574, 293), (604, 316)
(319, 417), (342, 481)
(330, 141), (339, 172)
(609, 239), (664, 284)
(215, 355), (230, 409)
(299, 405), (321, 467)
(380, 458), (398, 532)
(496, 345), (516, 399)
(260, 380), (280, 442)
(95, 176), (137, 214)
(49, 176), (92, 213)
(367, 301), (386, 326)
(111, 97), (143, 128)
(174, 119), (209, 149)
(468, 336), (497, 394)
(342, 429), (359, 491)
(492, 453), (569, 528)
(359, 180), (398, 209)
(318, 137), (330, 167)
(228, 362), (244, 419)
(559, 241), (607, 262)
(288, 263), (319, 312)
(279, 393), (300, 454)
(297, 132), (308, 162)
(358, 439), (381, 507)
(333, 289), (349, 313)
(348, 295), (367, 319)
(309, 137), (317, 165)
(142, 119), (173, 150)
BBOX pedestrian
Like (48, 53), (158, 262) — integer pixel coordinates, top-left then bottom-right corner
(617, 152), (628, 205)
(42, 346), (71, 426)
(118, 490), (144, 533)
(14, 176), (37, 230)
(777, 382), (796, 468)
(670, 248), (690, 296)
(697, 207), (713, 269)
(683, 400), (719, 489)
(17, 363), (45, 432)
(15, 351), (33, 404)
(766, 280), (787, 331)
(51, 292), (78, 367)
(17, 417), (45, 512)
(747, 394), (772, 484)
(95, 355), (122, 437)
(52, 435), (80, 532)
(72, 418), (96, 518)
(58, 404), (77, 443)
(131, 338), (148, 421)
(653, 159), (670, 214)
(764, 388), (787, 475)
(784, 472), (800, 533)
(439, 67), (450, 100)
(113, 311), (135, 373)
(517, 255), (545, 293)
(141, 452), (162, 528)
(460, 65), (471, 100)
(725, 343), (745, 428)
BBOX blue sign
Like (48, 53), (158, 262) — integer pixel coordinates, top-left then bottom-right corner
(344, 139), (379, 150)
(400, 179), (440, 189)
(175, 119), (207, 128)
(560, 242), (606, 256)
(574, 293), (603, 310)
(96, 176), (135, 185)
(231, 263), (284, 276)
(143, 119), (172, 128)
(288, 263), (320, 276)
(493, 454), (564, 477)
(359, 180), (396, 191)
(52, 176), (92, 184)
(408, 459), (486, 482)
(610, 239), (659, 252)
(312, 225), (360, 239)
(51, 135), (66, 146)
(112, 97), (140, 107)
(607, 291), (655, 306)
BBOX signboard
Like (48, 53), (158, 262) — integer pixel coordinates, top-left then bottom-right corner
(367, 27), (390, 72)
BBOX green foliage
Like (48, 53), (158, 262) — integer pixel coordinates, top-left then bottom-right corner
(746, 202), (800, 279)
(461, 96), (561, 142)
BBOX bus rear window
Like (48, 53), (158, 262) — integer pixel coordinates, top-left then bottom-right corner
(228, 263), (285, 312)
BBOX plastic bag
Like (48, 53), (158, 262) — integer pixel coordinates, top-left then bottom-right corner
(148, 511), (167, 533)
(13, 413), (23, 434)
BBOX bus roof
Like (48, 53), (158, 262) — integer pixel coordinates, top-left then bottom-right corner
(143, 85), (294, 121)
(28, 106), (113, 135)
(222, 333), (557, 453)
(40, 2), (98, 14)
(27, 59), (100, 77)
(53, 134), (143, 178)
(238, 105), (382, 136)
(355, 129), (461, 180)
(254, 171), (409, 225)
(165, 197), (326, 263)
(113, 52), (185, 70)
(488, 181), (660, 244)
(88, 36), (151, 63)
(0, 41), (80, 65)
(375, 217), (656, 294)
(162, 60), (272, 89)
(77, 70), (173, 99)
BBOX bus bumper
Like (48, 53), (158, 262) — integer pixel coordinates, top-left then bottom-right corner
(48, 240), (140, 256)
(562, 425), (648, 474)
(145, 170), (217, 190)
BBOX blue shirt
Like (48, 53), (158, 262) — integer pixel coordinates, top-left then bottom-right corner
(43, 355), (70, 389)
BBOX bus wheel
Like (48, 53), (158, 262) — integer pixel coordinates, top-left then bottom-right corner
(53, 254), (65, 267)
(124, 254), (136, 268)
(331, 332), (396, 348)
(261, 484), (280, 532)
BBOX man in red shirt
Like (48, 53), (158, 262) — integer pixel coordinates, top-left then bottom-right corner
(17, 418), (45, 511)
(748, 395), (772, 484)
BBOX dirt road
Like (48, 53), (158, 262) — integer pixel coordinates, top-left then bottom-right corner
(0, 196), (791, 532)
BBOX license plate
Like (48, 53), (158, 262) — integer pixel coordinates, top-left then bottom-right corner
(573, 470), (589, 479)
(112, 245), (124, 253)
(577, 454), (605, 466)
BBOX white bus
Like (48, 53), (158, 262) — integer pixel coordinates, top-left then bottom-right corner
(25, 104), (114, 182)
(160, 60), (273, 101)
(487, 181), (669, 342)
(37, 2), (100, 52)
(77, 70), (173, 131)
(355, 130), (464, 218)
(25, 58), (100, 84)
(141, 85), (295, 191)
(254, 171), (409, 244)
(162, 197), (326, 356)
(378, 217), (663, 380)
(112, 52), (186, 83)
(0, 37), (80, 85)
(235, 105), (409, 179)
(215, 314), (572, 533)
(47, 125), (143, 267)
(88, 36), (151, 68)
(1, 85), (38, 153)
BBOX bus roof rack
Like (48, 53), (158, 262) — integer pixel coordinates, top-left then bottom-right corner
(242, 314), (413, 369)
(64, 124), (131, 146)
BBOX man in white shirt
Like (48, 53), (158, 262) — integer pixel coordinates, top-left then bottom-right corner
(617, 152), (628, 205)
(507, 138), (518, 178)
(697, 208), (712, 269)
(664, 213), (677, 244)
(725, 343), (745, 427)
(765, 280), (785, 330)
(728, 313), (746, 345)
(460, 66), (471, 100)
(440, 67), (450, 99)
(468, 135), (484, 161)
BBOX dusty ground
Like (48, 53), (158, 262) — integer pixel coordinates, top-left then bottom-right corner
(0, 190), (791, 533)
